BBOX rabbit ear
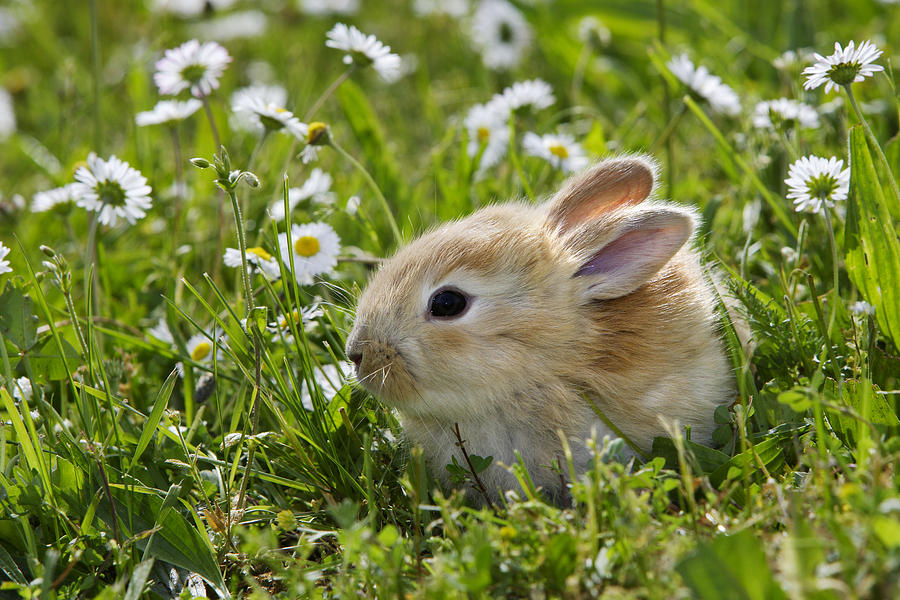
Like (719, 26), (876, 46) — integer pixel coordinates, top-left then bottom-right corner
(567, 207), (695, 300)
(545, 156), (656, 231)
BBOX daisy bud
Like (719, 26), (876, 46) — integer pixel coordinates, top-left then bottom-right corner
(243, 172), (260, 188)
(190, 157), (210, 169)
(40, 245), (57, 258)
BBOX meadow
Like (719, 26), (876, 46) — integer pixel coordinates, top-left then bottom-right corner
(1, 0), (899, 597)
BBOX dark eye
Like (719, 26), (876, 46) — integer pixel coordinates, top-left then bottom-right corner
(429, 289), (468, 318)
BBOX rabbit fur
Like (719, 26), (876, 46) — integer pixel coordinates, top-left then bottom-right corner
(345, 155), (735, 504)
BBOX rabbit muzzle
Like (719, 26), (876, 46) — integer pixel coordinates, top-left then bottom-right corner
(345, 331), (417, 405)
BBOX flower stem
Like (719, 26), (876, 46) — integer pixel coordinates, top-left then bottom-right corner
(225, 186), (254, 316)
(89, 0), (102, 153)
(304, 66), (355, 122)
(822, 206), (840, 340)
(330, 136), (402, 244)
(843, 84), (900, 207)
(201, 96), (226, 281)
(507, 115), (535, 202)
(169, 126), (185, 258)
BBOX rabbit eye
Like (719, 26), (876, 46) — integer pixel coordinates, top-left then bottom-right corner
(429, 289), (468, 318)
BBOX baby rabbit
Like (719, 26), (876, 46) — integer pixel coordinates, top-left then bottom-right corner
(345, 155), (734, 504)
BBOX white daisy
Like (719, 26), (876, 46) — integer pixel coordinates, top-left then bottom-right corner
(803, 40), (884, 94)
(0, 88), (15, 140)
(522, 132), (589, 173)
(232, 95), (305, 138)
(464, 102), (509, 171)
(325, 23), (402, 83)
(0, 241), (11, 275)
(230, 84), (288, 132)
(32, 183), (79, 213)
(192, 10), (267, 41)
(151, 0), (236, 18)
(147, 317), (175, 345)
(785, 155), (850, 214)
(751, 98), (819, 130)
(492, 78), (555, 113)
(268, 304), (324, 344)
(298, 0), (360, 15)
(154, 39), (232, 97)
(414, 0), (469, 17)
(135, 99), (202, 127)
(185, 333), (214, 366)
(278, 222), (341, 285)
(667, 53), (741, 116)
(269, 168), (334, 221)
(850, 301), (875, 316)
(300, 362), (352, 411)
(223, 246), (281, 279)
(468, 0), (531, 69)
(12, 377), (33, 402)
(71, 154), (153, 227)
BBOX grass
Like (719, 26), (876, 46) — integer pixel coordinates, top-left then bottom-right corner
(1, 0), (899, 598)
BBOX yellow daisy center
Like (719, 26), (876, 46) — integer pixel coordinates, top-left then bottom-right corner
(191, 341), (212, 361)
(294, 236), (320, 257)
(279, 310), (300, 329)
(477, 126), (491, 142)
(548, 144), (569, 159)
(307, 122), (328, 145)
(247, 246), (272, 262)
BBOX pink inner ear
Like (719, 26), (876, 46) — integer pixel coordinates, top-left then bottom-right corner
(573, 224), (689, 299)
(559, 176), (653, 231)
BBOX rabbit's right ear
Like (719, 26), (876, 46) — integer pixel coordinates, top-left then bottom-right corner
(544, 156), (656, 231)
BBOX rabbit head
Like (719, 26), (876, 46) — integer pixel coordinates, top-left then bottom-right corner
(345, 155), (733, 500)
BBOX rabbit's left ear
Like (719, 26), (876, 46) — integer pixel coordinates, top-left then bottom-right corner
(562, 207), (695, 300)
(544, 156), (656, 231)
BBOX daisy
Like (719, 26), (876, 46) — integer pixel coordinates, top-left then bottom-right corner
(0, 241), (11, 275)
(297, 121), (327, 164)
(192, 10), (267, 41)
(803, 40), (884, 94)
(147, 317), (175, 345)
(230, 84), (288, 132)
(325, 23), (402, 83)
(70, 154), (153, 227)
(468, 0), (531, 69)
(785, 155), (850, 214)
(223, 246), (280, 279)
(413, 0), (469, 17)
(522, 132), (589, 173)
(751, 98), (819, 130)
(269, 304), (324, 344)
(0, 87), (14, 140)
(11, 377), (33, 402)
(135, 99), (202, 127)
(299, 0), (360, 15)
(278, 222), (341, 285)
(667, 53), (741, 116)
(464, 102), (509, 171)
(269, 168), (334, 221)
(154, 39), (232, 97)
(492, 78), (555, 113)
(300, 362), (353, 411)
(232, 95), (305, 139)
(850, 301), (875, 316)
(32, 183), (79, 213)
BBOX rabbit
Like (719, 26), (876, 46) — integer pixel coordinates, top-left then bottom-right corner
(344, 155), (735, 504)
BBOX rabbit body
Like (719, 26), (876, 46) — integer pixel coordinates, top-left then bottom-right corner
(345, 156), (734, 503)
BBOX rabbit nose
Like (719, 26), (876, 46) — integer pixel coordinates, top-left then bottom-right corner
(345, 336), (364, 371)
(348, 350), (363, 370)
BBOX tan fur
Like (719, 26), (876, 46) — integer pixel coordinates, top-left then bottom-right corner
(345, 156), (735, 504)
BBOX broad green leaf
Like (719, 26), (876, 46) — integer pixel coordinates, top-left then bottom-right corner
(0, 283), (38, 351)
(88, 485), (226, 595)
(677, 530), (788, 600)
(650, 437), (731, 474)
(28, 337), (80, 381)
(845, 126), (900, 350)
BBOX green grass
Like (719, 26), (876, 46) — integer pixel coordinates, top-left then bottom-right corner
(1, 0), (900, 598)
